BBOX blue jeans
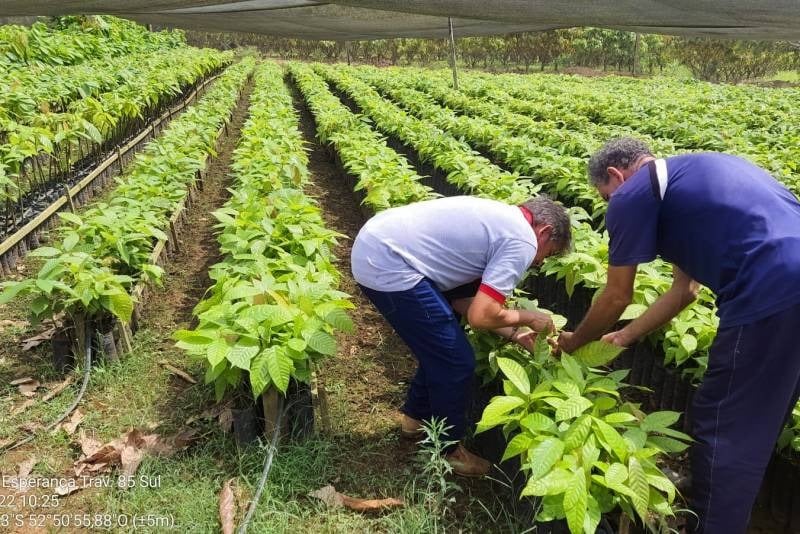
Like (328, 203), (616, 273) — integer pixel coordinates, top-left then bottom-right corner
(689, 301), (800, 533)
(358, 278), (475, 447)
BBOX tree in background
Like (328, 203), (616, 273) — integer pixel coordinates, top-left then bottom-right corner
(673, 39), (795, 82)
(184, 28), (798, 83)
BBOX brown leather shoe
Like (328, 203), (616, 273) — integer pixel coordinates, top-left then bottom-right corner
(445, 444), (491, 477)
(399, 414), (424, 439)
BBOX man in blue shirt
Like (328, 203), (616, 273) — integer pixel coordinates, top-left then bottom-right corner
(558, 137), (800, 533)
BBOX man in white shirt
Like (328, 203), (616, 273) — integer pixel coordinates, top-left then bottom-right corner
(351, 195), (571, 476)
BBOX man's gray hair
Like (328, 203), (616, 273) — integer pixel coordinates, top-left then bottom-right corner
(521, 196), (572, 254)
(588, 137), (653, 186)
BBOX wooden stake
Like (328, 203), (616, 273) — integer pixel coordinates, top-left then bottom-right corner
(262, 389), (281, 437)
(63, 184), (76, 212)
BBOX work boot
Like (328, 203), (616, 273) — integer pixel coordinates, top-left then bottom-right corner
(445, 444), (491, 477)
(399, 413), (424, 439)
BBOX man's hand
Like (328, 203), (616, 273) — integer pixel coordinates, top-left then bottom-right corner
(528, 311), (555, 334)
(601, 330), (632, 347)
(512, 329), (538, 352)
(557, 331), (578, 354)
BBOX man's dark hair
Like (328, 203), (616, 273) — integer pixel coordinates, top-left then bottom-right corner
(588, 137), (653, 186)
(521, 196), (572, 255)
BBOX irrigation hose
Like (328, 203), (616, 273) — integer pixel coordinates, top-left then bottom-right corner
(236, 396), (287, 534)
(1, 326), (94, 453)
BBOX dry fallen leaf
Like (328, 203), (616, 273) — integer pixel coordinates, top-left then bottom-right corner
(219, 478), (236, 534)
(18, 380), (41, 397)
(56, 409), (84, 435)
(42, 376), (75, 402)
(159, 360), (197, 384)
(10, 376), (34, 386)
(78, 430), (103, 457)
(21, 327), (57, 351)
(17, 456), (37, 478)
(309, 485), (405, 513)
(11, 399), (36, 416)
(73, 427), (198, 478)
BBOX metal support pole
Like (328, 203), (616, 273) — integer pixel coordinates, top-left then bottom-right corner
(633, 32), (641, 76)
(448, 17), (459, 90)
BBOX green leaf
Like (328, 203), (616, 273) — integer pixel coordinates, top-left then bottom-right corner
(0, 280), (34, 304)
(623, 428), (648, 450)
(520, 412), (557, 434)
(529, 437), (565, 480)
(324, 308), (354, 333)
(564, 470), (587, 534)
(476, 395), (525, 432)
(553, 380), (580, 397)
(105, 292), (133, 322)
(249, 352), (270, 396)
(63, 233), (79, 252)
(174, 330), (214, 345)
(35, 279), (56, 293)
(605, 463), (628, 486)
(521, 467), (572, 496)
(307, 330), (337, 355)
(29, 247), (61, 258)
(560, 354), (585, 384)
(646, 473), (677, 502)
(647, 435), (690, 453)
(562, 414), (592, 451)
(627, 456), (650, 521)
(680, 333), (698, 354)
(287, 338), (306, 352)
(265, 346), (293, 393)
(555, 396), (593, 422)
(552, 314), (568, 330)
(620, 303), (648, 321)
(502, 433), (534, 462)
(583, 494), (602, 534)
(605, 412), (638, 424)
(641, 411), (681, 432)
(206, 338), (230, 367)
(57, 212), (83, 226)
(497, 357), (530, 395)
(593, 418), (629, 461)
(570, 340), (625, 367)
(226, 341), (259, 370)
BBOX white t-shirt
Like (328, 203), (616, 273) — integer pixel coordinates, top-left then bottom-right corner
(351, 196), (537, 302)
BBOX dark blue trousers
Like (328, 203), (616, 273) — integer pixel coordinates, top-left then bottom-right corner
(358, 279), (475, 447)
(690, 301), (800, 533)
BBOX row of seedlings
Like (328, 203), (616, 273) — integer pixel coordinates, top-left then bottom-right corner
(299, 64), (692, 534)
(0, 16), (184, 70)
(0, 47), (233, 230)
(174, 63), (354, 439)
(1, 47), (200, 126)
(313, 63), (531, 204)
(288, 63), (433, 213)
(459, 70), (800, 192)
(0, 58), (255, 372)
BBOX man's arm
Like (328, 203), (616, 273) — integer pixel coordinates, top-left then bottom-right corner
(451, 297), (535, 342)
(558, 265), (637, 353)
(603, 264), (699, 347)
(461, 292), (555, 333)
